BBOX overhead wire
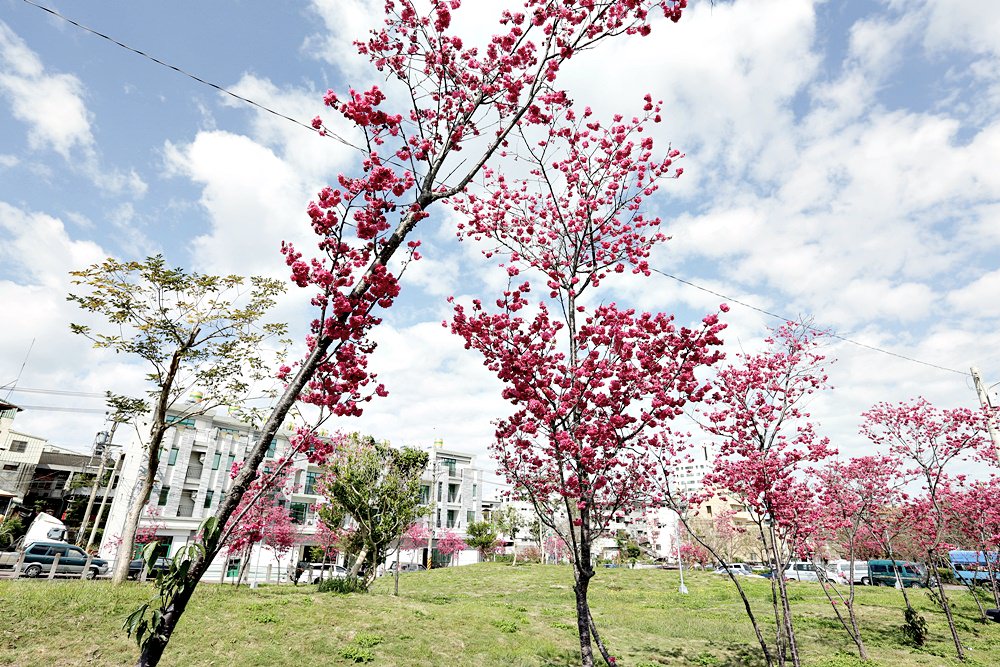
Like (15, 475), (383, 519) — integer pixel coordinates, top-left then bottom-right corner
(20, 0), (359, 151)
(650, 267), (970, 377)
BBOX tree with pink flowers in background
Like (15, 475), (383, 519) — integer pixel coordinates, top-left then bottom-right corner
(126, 3), (696, 664)
(223, 463), (298, 586)
(862, 398), (990, 661)
(701, 323), (836, 667)
(449, 85), (726, 664)
(815, 455), (903, 660)
(436, 529), (468, 566)
(944, 478), (1000, 608)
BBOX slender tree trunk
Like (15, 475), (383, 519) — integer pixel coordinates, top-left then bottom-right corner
(114, 343), (186, 585)
(845, 552), (869, 660)
(681, 516), (773, 666)
(931, 553), (966, 660)
(818, 577), (868, 660)
(768, 525), (800, 667)
(112, 472), (156, 584)
(349, 544), (369, 578)
(574, 571), (596, 667)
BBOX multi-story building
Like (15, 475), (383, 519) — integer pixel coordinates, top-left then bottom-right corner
(0, 400), (107, 525)
(396, 441), (485, 568)
(100, 406), (488, 580)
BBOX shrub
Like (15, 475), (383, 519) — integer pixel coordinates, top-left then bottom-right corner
(318, 576), (367, 594)
(493, 619), (519, 633)
(340, 646), (375, 663)
(902, 607), (928, 646)
(354, 632), (383, 648)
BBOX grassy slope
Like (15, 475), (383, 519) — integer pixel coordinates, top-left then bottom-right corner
(1, 564), (998, 666)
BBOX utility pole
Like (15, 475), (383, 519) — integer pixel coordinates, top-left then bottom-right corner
(78, 421), (119, 546)
(971, 367), (1000, 464)
(85, 450), (124, 552)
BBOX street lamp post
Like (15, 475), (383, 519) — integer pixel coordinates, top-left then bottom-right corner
(676, 515), (688, 595)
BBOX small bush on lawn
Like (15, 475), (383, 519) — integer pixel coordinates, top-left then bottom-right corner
(318, 576), (367, 594)
(340, 645), (375, 663)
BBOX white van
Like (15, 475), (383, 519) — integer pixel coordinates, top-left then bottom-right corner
(826, 559), (869, 585)
(787, 560), (826, 582)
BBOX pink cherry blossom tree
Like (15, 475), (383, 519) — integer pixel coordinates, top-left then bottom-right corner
(449, 91), (726, 665)
(223, 463), (298, 586)
(700, 323), (836, 667)
(944, 478), (1000, 607)
(436, 529), (468, 566)
(130, 2), (693, 664)
(814, 455), (903, 660)
(862, 398), (989, 661)
(401, 521), (431, 565)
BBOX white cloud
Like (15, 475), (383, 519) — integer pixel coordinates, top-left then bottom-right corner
(0, 21), (93, 159)
(948, 269), (1000, 318)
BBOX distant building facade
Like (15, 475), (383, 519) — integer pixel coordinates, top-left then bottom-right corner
(99, 407), (488, 580)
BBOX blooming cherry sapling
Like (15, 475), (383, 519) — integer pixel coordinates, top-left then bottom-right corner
(862, 398), (990, 660)
(701, 324), (835, 667)
(450, 95), (725, 667)
(815, 455), (903, 660)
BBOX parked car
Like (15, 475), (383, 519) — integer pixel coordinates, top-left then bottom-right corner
(825, 560), (870, 585)
(391, 562), (426, 573)
(866, 559), (927, 587)
(7, 541), (109, 579)
(784, 561), (828, 582)
(949, 550), (998, 586)
(128, 557), (172, 580)
(295, 561), (350, 584)
(713, 562), (757, 577)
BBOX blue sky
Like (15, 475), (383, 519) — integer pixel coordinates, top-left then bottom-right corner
(1, 0), (998, 478)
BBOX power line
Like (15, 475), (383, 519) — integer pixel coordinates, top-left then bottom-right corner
(13, 405), (108, 414)
(650, 268), (970, 377)
(3, 387), (105, 398)
(20, 0), (358, 150)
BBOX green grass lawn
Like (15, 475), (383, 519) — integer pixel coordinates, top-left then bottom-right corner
(1, 564), (998, 666)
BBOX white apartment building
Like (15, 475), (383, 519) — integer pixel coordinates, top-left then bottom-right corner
(100, 408), (487, 580)
(99, 405), (327, 582)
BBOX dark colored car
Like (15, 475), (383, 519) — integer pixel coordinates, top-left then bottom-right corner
(18, 541), (109, 579)
(128, 557), (172, 579)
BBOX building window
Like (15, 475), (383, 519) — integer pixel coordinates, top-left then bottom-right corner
(437, 482), (442, 502)
(166, 416), (195, 427)
(157, 487), (170, 506)
(467, 510), (475, 525)
(9, 440), (27, 454)
(446, 510), (457, 528)
(2, 463), (17, 471)
(436, 509), (441, 528)
(472, 483), (477, 498)
(448, 484), (459, 503)
(305, 472), (319, 495)
(212, 452), (221, 470)
(290, 502), (308, 524)
(226, 558), (241, 578)
(441, 457), (457, 477)
(227, 454), (236, 472)
(419, 485), (430, 505)
(204, 490), (214, 508)
(167, 447), (179, 465)
(266, 438), (277, 458)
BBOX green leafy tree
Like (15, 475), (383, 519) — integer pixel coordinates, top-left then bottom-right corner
(316, 435), (429, 587)
(68, 255), (287, 584)
(466, 520), (499, 560)
(492, 505), (526, 565)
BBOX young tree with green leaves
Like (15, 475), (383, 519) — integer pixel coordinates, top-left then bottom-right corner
(316, 435), (429, 588)
(465, 520), (499, 560)
(492, 505), (526, 565)
(68, 255), (287, 584)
